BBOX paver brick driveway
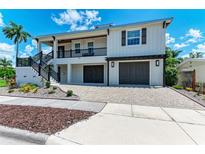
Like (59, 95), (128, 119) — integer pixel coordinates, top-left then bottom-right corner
(58, 85), (204, 110)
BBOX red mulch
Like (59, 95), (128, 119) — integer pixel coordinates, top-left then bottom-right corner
(0, 105), (96, 134)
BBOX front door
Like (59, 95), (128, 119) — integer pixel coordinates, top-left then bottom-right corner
(58, 46), (65, 58)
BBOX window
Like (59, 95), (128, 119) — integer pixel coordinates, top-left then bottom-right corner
(88, 42), (94, 53)
(127, 30), (140, 45)
(75, 43), (80, 53)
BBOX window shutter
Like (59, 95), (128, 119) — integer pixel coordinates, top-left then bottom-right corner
(142, 28), (147, 44)
(121, 30), (126, 46)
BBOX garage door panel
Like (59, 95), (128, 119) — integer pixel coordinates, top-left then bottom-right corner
(83, 65), (104, 83)
(119, 62), (149, 85)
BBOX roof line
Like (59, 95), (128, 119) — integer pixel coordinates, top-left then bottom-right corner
(34, 17), (173, 39)
(177, 58), (205, 68)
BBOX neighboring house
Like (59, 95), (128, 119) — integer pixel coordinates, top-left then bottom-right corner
(16, 17), (173, 86)
(177, 58), (205, 88)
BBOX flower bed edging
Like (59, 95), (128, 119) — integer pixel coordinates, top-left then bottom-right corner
(170, 87), (205, 108)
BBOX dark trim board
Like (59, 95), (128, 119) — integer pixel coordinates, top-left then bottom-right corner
(106, 54), (165, 61)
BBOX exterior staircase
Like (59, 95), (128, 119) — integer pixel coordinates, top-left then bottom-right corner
(17, 51), (60, 83)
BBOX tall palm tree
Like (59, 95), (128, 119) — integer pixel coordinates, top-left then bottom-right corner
(0, 58), (12, 68)
(2, 21), (31, 65)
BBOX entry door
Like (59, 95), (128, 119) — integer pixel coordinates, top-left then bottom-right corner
(83, 65), (104, 83)
(58, 46), (65, 58)
(119, 62), (149, 85)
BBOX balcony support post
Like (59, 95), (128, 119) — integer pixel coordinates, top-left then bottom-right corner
(53, 36), (58, 59)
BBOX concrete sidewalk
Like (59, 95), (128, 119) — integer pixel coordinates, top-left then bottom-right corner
(47, 104), (205, 145)
(0, 96), (106, 112)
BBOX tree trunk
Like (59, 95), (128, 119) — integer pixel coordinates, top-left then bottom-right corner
(16, 41), (19, 67)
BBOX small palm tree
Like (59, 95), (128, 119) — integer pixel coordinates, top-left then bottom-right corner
(0, 58), (12, 68)
(2, 21), (31, 65)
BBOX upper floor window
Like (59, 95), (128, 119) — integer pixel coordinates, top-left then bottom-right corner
(88, 42), (94, 53)
(127, 30), (140, 45)
(75, 43), (80, 53)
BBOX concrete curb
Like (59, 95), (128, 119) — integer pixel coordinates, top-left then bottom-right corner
(170, 87), (205, 108)
(0, 125), (49, 144)
(0, 94), (80, 101)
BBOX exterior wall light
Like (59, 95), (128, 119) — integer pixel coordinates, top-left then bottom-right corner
(155, 60), (160, 66)
(111, 61), (115, 68)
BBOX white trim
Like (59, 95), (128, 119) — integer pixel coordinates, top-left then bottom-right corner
(126, 29), (141, 46)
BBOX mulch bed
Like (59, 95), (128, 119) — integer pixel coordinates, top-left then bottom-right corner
(0, 104), (96, 134)
(0, 87), (79, 100)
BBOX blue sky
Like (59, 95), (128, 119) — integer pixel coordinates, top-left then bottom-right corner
(0, 9), (205, 62)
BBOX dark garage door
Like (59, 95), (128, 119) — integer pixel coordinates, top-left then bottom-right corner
(119, 62), (149, 85)
(83, 65), (104, 83)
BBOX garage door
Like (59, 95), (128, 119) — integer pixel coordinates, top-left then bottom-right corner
(83, 65), (104, 83)
(119, 62), (149, 85)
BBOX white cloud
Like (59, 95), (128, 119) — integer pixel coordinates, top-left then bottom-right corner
(0, 12), (5, 27)
(181, 53), (189, 58)
(51, 9), (101, 31)
(24, 45), (34, 53)
(32, 40), (37, 48)
(166, 33), (175, 45)
(0, 42), (15, 60)
(185, 28), (203, 43)
(42, 46), (52, 53)
(191, 42), (205, 53)
(174, 43), (188, 49)
(19, 52), (29, 58)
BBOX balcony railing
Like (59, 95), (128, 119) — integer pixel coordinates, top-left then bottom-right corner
(57, 47), (107, 58)
(16, 57), (31, 67)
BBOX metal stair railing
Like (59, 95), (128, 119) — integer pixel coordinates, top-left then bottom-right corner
(29, 50), (59, 82)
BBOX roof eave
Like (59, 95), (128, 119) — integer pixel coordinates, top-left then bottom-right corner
(34, 17), (174, 39)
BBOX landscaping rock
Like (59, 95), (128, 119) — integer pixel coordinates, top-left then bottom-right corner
(0, 104), (95, 134)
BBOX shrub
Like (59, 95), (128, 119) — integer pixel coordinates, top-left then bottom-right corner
(7, 78), (16, 89)
(31, 88), (38, 93)
(165, 67), (178, 86)
(52, 86), (57, 90)
(8, 89), (14, 93)
(0, 80), (7, 87)
(173, 85), (183, 90)
(66, 90), (73, 97)
(48, 89), (55, 94)
(45, 81), (50, 89)
(185, 87), (193, 91)
(0, 67), (15, 79)
(19, 83), (38, 93)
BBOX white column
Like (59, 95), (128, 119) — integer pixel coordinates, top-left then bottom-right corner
(53, 39), (58, 59)
(53, 64), (58, 72)
(67, 64), (72, 83)
(37, 41), (41, 53)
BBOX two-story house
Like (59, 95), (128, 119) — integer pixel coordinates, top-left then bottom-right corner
(16, 17), (173, 86)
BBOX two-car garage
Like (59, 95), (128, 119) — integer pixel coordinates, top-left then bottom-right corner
(82, 62), (150, 85)
(77, 57), (163, 86)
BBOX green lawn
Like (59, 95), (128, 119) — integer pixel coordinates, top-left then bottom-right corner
(0, 80), (7, 87)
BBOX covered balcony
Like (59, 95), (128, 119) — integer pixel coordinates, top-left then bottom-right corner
(57, 47), (107, 58)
